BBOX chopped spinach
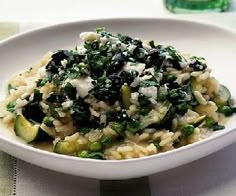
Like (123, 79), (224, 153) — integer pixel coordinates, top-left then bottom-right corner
(90, 77), (119, 104)
(46, 92), (66, 104)
(153, 141), (162, 150)
(71, 98), (91, 126)
(7, 84), (17, 94)
(95, 27), (105, 33)
(111, 122), (125, 134)
(64, 82), (77, 100)
(189, 56), (207, 71)
(149, 40), (155, 48)
(77, 150), (104, 160)
(6, 101), (16, 113)
(36, 75), (52, 87)
(138, 94), (150, 106)
(204, 117), (225, 131)
(100, 135), (112, 146)
(146, 49), (165, 68)
(22, 89), (45, 123)
(126, 119), (140, 133)
(139, 78), (159, 87)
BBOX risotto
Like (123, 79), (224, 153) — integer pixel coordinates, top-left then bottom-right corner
(0, 28), (235, 160)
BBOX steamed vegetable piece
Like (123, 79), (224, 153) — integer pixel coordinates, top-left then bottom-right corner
(54, 140), (77, 155)
(203, 117), (225, 131)
(22, 89), (45, 123)
(77, 151), (104, 159)
(213, 85), (231, 106)
(14, 115), (51, 143)
(141, 101), (175, 129)
(42, 116), (54, 127)
(189, 115), (206, 127)
(121, 84), (131, 109)
(182, 124), (195, 137)
(6, 101), (16, 113)
(218, 106), (236, 117)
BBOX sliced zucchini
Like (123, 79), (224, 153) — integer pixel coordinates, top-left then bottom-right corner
(157, 104), (176, 128)
(189, 115), (206, 127)
(53, 140), (77, 155)
(14, 114), (50, 143)
(141, 101), (175, 129)
(121, 84), (131, 109)
(212, 84), (231, 106)
(42, 116), (54, 127)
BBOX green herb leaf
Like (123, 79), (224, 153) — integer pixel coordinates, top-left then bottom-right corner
(204, 117), (225, 131)
(88, 141), (102, 152)
(64, 82), (77, 100)
(139, 107), (150, 116)
(36, 75), (52, 87)
(101, 135), (112, 146)
(111, 122), (125, 134)
(95, 27), (105, 33)
(7, 84), (17, 94)
(139, 79), (159, 87)
(86, 152), (104, 159)
(6, 101), (16, 113)
(127, 119), (140, 133)
(78, 127), (91, 134)
(149, 40), (155, 48)
(153, 141), (162, 150)
(77, 150), (104, 159)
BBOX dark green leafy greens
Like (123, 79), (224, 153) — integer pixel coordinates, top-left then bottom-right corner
(204, 117), (225, 131)
(6, 101), (16, 113)
(23, 89), (45, 123)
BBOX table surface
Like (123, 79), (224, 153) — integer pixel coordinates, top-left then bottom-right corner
(0, 1), (236, 196)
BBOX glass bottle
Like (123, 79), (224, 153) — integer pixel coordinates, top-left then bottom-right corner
(164, 0), (230, 13)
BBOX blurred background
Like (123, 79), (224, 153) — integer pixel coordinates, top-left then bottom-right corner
(0, 0), (235, 22)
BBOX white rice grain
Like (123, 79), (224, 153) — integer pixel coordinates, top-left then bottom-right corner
(191, 71), (202, 77)
(138, 133), (150, 141)
(159, 137), (173, 147)
(146, 143), (157, 154)
(193, 91), (207, 105)
(197, 71), (210, 82)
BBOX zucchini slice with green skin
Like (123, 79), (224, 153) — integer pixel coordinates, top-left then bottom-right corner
(156, 104), (176, 128)
(189, 115), (206, 127)
(54, 140), (77, 155)
(42, 116), (54, 127)
(213, 84), (231, 106)
(14, 114), (50, 143)
(121, 84), (131, 109)
(141, 101), (175, 129)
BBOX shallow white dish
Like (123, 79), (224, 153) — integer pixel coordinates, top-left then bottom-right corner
(0, 18), (236, 180)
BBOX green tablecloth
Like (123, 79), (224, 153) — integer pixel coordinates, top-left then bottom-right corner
(0, 22), (19, 196)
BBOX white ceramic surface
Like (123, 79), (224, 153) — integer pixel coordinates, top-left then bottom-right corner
(0, 18), (236, 180)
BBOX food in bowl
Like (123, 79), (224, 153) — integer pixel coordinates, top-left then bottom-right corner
(0, 28), (235, 160)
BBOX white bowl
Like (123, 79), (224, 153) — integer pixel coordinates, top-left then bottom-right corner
(0, 18), (236, 180)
